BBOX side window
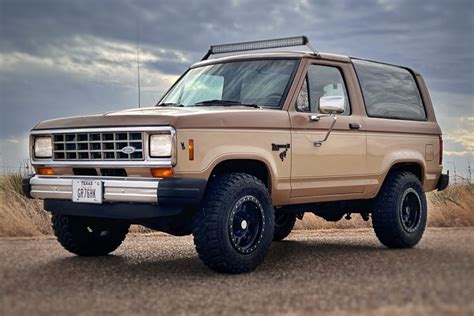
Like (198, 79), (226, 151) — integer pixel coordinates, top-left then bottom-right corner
(295, 77), (310, 111)
(296, 65), (350, 115)
(352, 59), (426, 120)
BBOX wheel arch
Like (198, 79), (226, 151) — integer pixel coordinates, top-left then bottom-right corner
(376, 160), (426, 195)
(209, 158), (273, 191)
(387, 161), (425, 183)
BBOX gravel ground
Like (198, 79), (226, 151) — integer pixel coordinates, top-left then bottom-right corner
(1, 228), (473, 316)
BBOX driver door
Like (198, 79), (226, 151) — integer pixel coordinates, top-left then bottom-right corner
(290, 61), (367, 201)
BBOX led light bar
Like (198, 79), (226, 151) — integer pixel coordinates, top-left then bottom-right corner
(201, 36), (319, 60)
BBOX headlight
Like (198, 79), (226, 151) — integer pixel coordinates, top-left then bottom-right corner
(34, 136), (52, 158)
(149, 134), (173, 157)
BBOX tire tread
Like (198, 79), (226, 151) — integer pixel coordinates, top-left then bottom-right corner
(193, 173), (274, 273)
(52, 214), (129, 256)
(372, 171), (427, 248)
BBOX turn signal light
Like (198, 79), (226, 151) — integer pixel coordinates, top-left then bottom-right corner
(150, 168), (174, 178)
(37, 167), (55, 175)
(189, 139), (194, 161)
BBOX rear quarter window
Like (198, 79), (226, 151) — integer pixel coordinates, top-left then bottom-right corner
(352, 59), (426, 120)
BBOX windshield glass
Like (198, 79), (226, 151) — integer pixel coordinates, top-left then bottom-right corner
(159, 59), (299, 108)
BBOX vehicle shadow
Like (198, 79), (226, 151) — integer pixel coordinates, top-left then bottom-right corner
(31, 238), (436, 282)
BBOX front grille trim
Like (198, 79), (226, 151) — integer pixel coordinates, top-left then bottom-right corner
(52, 131), (144, 161)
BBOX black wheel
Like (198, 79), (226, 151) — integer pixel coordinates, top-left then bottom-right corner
(372, 171), (427, 248)
(52, 214), (130, 256)
(193, 173), (274, 273)
(273, 211), (296, 241)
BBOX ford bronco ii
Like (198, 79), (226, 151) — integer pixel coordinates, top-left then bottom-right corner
(23, 36), (449, 273)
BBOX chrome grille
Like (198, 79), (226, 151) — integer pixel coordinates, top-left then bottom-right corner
(52, 132), (144, 161)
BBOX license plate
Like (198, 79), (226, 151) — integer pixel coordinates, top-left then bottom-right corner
(72, 179), (103, 204)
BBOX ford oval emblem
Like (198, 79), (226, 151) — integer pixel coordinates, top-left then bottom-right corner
(121, 146), (136, 154)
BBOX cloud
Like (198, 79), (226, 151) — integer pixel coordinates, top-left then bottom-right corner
(1, 35), (182, 87)
(444, 117), (474, 150)
(445, 151), (473, 157)
(0, 0), (473, 171)
(0, 35), (180, 140)
(0, 136), (30, 169)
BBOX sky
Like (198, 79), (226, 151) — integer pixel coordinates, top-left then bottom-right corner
(0, 0), (473, 179)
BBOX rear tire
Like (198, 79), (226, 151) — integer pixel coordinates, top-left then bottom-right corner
(273, 212), (296, 241)
(372, 171), (427, 248)
(52, 214), (129, 256)
(193, 173), (274, 274)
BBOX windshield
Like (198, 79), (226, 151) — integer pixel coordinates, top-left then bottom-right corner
(158, 59), (299, 108)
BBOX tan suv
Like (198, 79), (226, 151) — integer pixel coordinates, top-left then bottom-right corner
(23, 36), (448, 273)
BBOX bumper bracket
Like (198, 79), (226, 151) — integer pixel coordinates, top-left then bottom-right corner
(436, 172), (449, 191)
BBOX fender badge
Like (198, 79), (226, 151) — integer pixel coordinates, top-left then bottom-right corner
(271, 143), (290, 162)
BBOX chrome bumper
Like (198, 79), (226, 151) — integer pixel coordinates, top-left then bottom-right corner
(28, 175), (159, 203)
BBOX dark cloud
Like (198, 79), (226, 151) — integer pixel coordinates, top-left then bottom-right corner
(1, 0), (472, 90)
(0, 0), (473, 169)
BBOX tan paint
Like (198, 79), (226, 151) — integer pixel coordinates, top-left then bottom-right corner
(33, 107), (292, 131)
(287, 58), (368, 200)
(174, 129), (292, 205)
(30, 51), (444, 207)
(364, 132), (441, 193)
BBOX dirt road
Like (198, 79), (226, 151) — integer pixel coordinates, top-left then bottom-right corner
(1, 228), (473, 315)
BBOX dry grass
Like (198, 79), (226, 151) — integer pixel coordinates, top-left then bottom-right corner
(0, 172), (472, 237)
(0, 173), (52, 236)
(428, 184), (474, 227)
(296, 184), (474, 230)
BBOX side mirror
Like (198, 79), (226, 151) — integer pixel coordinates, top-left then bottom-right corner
(310, 96), (345, 147)
(319, 96), (345, 114)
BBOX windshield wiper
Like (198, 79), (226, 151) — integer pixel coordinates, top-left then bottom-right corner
(194, 99), (261, 108)
(157, 102), (185, 107)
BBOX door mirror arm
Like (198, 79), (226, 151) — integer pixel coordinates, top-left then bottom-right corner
(313, 115), (337, 147)
(309, 95), (345, 147)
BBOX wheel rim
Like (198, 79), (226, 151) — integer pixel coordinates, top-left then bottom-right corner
(399, 188), (422, 233)
(229, 195), (265, 254)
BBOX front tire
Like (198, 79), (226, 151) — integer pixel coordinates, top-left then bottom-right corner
(372, 171), (427, 248)
(193, 173), (275, 273)
(52, 214), (130, 256)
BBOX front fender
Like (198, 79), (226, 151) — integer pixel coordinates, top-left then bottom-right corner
(173, 129), (291, 203)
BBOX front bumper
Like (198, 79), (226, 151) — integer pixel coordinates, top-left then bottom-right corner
(22, 175), (207, 219)
(26, 175), (160, 203)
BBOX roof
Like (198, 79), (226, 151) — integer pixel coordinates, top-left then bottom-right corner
(190, 51), (352, 68)
(190, 51), (419, 75)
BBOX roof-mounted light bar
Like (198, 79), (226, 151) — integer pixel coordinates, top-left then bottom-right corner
(201, 35), (319, 60)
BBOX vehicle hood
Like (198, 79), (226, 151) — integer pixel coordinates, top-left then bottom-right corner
(33, 106), (291, 130)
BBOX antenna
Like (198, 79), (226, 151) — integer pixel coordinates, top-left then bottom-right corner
(136, 18), (141, 108)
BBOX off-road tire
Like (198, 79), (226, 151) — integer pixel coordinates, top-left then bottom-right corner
(193, 173), (275, 274)
(52, 214), (130, 256)
(372, 171), (427, 248)
(273, 212), (296, 241)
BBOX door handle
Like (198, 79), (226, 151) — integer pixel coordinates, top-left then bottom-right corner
(349, 123), (361, 130)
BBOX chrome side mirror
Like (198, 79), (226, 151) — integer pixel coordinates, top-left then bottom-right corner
(309, 96), (345, 147)
(319, 96), (345, 114)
